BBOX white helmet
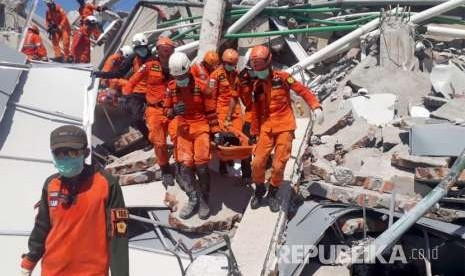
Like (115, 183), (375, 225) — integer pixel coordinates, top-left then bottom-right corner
(132, 33), (148, 47)
(169, 52), (191, 77)
(86, 15), (99, 24)
(120, 45), (134, 58)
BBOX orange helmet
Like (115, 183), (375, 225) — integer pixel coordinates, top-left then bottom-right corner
(203, 50), (220, 67)
(222, 48), (239, 65)
(250, 45), (271, 71)
(156, 36), (175, 49)
(30, 25), (39, 33)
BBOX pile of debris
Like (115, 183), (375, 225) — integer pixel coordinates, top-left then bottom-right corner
(299, 16), (465, 223)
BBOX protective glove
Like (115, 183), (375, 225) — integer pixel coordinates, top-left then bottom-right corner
(47, 24), (58, 37)
(92, 70), (104, 78)
(312, 108), (324, 125)
(172, 102), (185, 116)
(248, 135), (257, 145)
(20, 268), (31, 276)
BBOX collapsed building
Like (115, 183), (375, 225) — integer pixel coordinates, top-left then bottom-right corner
(1, 0), (465, 275)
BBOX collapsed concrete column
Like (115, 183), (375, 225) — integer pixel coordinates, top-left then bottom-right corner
(196, 0), (227, 60)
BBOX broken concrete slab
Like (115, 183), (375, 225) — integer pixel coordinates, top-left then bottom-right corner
(379, 18), (415, 71)
(352, 175), (395, 193)
(118, 166), (161, 186)
(165, 171), (252, 233)
(391, 144), (450, 169)
(106, 149), (157, 176)
(313, 101), (353, 136)
(382, 126), (404, 151)
(415, 167), (465, 186)
(409, 123), (465, 156)
(349, 94), (397, 126)
(343, 148), (384, 172)
(431, 98), (465, 123)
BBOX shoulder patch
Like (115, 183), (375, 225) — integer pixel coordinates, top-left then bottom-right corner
(287, 76), (295, 84)
(151, 64), (161, 72)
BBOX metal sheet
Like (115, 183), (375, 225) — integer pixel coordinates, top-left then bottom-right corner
(279, 201), (359, 276)
(410, 123), (465, 156)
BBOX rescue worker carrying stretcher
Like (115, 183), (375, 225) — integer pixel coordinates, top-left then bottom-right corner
(248, 45), (324, 212)
(164, 52), (220, 220)
(20, 125), (129, 276)
(71, 15), (100, 63)
(119, 33), (153, 137)
(191, 50), (220, 85)
(123, 36), (176, 187)
(45, 0), (71, 63)
(21, 25), (48, 61)
(208, 48), (251, 181)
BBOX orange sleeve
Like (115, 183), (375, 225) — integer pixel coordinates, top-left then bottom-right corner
(71, 29), (82, 57)
(163, 81), (176, 117)
(102, 55), (117, 72)
(281, 71), (321, 110)
(123, 63), (147, 95)
(35, 35), (47, 58)
(58, 7), (67, 28)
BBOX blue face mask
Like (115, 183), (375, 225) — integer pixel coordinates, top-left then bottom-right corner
(254, 69), (269, 80)
(224, 64), (236, 72)
(176, 77), (190, 87)
(53, 155), (85, 178)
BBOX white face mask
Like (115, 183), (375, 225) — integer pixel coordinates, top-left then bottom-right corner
(176, 77), (190, 87)
(135, 47), (148, 58)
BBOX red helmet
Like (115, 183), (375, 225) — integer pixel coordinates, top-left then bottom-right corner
(250, 45), (271, 71)
(30, 25), (39, 33)
(156, 36), (175, 49)
(222, 48), (239, 65)
(203, 50), (220, 67)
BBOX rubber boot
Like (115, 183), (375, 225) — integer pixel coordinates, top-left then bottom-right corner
(197, 164), (211, 220)
(250, 184), (266, 209)
(174, 162), (186, 191)
(219, 161), (228, 175)
(161, 164), (174, 187)
(178, 165), (199, 219)
(241, 157), (252, 185)
(267, 185), (280, 213)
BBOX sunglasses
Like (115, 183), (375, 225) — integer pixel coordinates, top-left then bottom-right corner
(53, 148), (85, 160)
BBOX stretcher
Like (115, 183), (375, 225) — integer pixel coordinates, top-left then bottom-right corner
(212, 126), (254, 161)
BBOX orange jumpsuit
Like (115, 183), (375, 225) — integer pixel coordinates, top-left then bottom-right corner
(164, 77), (219, 167)
(190, 62), (210, 85)
(45, 4), (71, 60)
(123, 55), (153, 95)
(71, 24), (94, 63)
(208, 65), (243, 132)
(21, 29), (47, 61)
(78, 4), (102, 39)
(100, 53), (128, 90)
(237, 69), (256, 135)
(251, 70), (321, 187)
(124, 59), (171, 166)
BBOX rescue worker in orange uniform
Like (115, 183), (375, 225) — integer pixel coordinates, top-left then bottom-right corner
(77, 0), (104, 42)
(249, 45), (324, 212)
(118, 33), (154, 137)
(71, 15), (99, 63)
(21, 25), (48, 61)
(20, 125), (129, 276)
(99, 45), (134, 91)
(208, 49), (251, 178)
(123, 37), (175, 187)
(191, 50), (220, 84)
(165, 52), (220, 220)
(45, 0), (71, 63)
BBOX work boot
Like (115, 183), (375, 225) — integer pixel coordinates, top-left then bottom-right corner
(219, 161), (228, 175)
(174, 162), (186, 190)
(197, 164), (211, 220)
(178, 165), (199, 219)
(179, 191), (199, 220)
(267, 185), (280, 213)
(241, 157), (252, 185)
(250, 184), (266, 209)
(161, 164), (174, 187)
